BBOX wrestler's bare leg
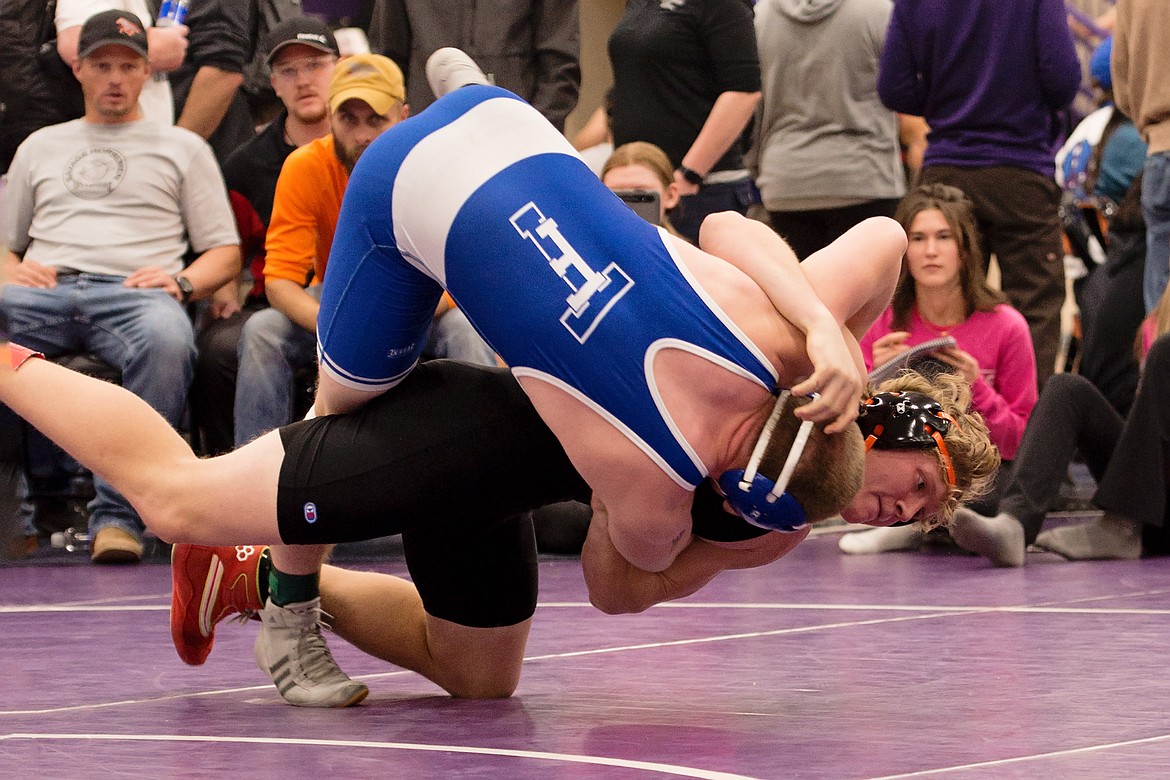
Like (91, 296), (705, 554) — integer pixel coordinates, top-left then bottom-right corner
(0, 353), (284, 544)
(320, 565), (530, 697)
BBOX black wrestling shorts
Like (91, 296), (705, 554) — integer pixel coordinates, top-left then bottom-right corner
(276, 360), (590, 627)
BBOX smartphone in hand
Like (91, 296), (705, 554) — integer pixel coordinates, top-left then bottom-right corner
(612, 189), (661, 226)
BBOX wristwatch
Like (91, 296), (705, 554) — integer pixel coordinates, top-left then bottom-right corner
(677, 164), (705, 186)
(174, 274), (194, 304)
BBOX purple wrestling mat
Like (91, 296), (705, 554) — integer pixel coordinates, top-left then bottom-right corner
(3, 531), (1170, 778)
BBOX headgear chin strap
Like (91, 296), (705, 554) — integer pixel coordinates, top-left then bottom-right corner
(858, 390), (958, 487)
(716, 390), (813, 533)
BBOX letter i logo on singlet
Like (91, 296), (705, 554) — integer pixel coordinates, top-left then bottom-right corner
(510, 202), (634, 344)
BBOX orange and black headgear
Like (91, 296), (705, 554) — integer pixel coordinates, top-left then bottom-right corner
(858, 391), (958, 524)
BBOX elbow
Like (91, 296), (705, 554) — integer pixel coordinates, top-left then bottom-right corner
(264, 278), (299, 313)
(697, 210), (749, 248)
(588, 591), (647, 616)
(584, 575), (653, 615)
(862, 215), (909, 268)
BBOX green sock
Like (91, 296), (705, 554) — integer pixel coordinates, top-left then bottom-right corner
(257, 548), (272, 603)
(268, 563), (320, 607)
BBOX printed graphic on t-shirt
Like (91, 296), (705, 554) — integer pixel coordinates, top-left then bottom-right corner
(64, 147), (127, 199)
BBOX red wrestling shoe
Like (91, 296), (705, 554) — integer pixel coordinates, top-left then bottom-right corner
(4, 342), (44, 370)
(171, 544), (267, 665)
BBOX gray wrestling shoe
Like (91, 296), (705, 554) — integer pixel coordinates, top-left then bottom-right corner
(425, 47), (489, 98)
(254, 597), (369, 708)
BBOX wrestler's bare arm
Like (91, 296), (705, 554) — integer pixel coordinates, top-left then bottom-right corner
(589, 492), (694, 573)
(582, 506), (808, 614)
(693, 214), (862, 432)
(798, 218), (907, 341)
(693, 214), (906, 431)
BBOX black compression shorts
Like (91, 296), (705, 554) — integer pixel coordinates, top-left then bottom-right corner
(276, 360), (590, 627)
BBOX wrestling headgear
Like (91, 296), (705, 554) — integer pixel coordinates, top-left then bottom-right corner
(857, 391), (958, 487)
(716, 390), (813, 533)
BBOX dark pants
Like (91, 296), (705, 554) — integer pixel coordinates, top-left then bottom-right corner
(1096, 336), (1170, 547)
(1077, 229), (1146, 415)
(673, 179), (754, 245)
(920, 165), (1065, 386)
(190, 309), (255, 456)
(999, 373), (1121, 544)
(1000, 349), (1170, 552)
(768, 198), (901, 261)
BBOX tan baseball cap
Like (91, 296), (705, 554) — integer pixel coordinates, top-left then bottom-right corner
(328, 53), (406, 115)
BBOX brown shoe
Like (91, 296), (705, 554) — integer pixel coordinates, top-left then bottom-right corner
(91, 526), (144, 564)
(4, 534), (38, 559)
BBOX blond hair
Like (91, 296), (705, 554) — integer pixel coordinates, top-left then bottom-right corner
(601, 141), (674, 188)
(601, 141), (682, 237)
(756, 395), (866, 524)
(870, 372), (1001, 528)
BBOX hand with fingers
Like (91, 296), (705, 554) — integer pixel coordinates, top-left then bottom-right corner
(793, 321), (865, 434)
(5, 259), (59, 289)
(933, 345), (980, 385)
(871, 330), (911, 367)
(123, 266), (184, 302)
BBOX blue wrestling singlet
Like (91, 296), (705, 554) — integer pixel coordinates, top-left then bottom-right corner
(317, 85), (778, 488)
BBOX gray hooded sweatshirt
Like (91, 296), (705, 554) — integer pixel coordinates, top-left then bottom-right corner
(751, 0), (905, 210)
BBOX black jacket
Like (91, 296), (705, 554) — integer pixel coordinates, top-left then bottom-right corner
(0, 0), (84, 174)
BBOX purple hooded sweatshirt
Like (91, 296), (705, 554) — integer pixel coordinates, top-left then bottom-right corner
(877, 0), (1081, 177)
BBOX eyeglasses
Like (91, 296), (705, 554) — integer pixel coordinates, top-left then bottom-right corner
(273, 57), (334, 81)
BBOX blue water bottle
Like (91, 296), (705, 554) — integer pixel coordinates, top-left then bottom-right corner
(156, 0), (189, 27)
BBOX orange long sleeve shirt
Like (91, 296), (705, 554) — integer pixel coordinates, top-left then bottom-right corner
(262, 133), (455, 311)
(263, 135), (346, 287)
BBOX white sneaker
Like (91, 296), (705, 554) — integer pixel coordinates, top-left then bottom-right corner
(253, 598), (369, 708)
(426, 47), (489, 98)
(838, 525), (923, 555)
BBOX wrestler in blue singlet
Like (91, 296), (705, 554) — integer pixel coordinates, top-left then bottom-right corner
(318, 85), (777, 489)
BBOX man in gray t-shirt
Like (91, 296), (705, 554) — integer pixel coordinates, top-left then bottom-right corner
(0, 10), (240, 564)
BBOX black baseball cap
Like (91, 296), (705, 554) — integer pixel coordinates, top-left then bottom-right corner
(265, 17), (340, 66)
(78, 9), (149, 59)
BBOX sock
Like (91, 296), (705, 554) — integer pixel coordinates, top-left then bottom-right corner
(950, 509), (1026, 567)
(268, 564), (320, 607)
(1034, 514), (1141, 561)
(257, 548), (272, 603)
(838, 524), (922, 554)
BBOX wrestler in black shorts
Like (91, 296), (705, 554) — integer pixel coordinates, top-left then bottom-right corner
(276, 360), (588, 628)
(275, 360), (767, 629)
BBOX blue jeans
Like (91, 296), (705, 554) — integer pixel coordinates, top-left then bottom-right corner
(234, 297), (498, 447)
(1142, 151), (1170, 313)
(0, 275), (196, 538)
(233, 303), (318, 447)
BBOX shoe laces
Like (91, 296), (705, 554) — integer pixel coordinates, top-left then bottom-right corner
(288, 607), (350, 684)
(226, 610), (257, 626)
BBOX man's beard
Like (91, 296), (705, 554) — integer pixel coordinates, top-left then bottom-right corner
(334, 141), (367, 174)
(291, 100), (327, 126)
(96, 94), (135, 120)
